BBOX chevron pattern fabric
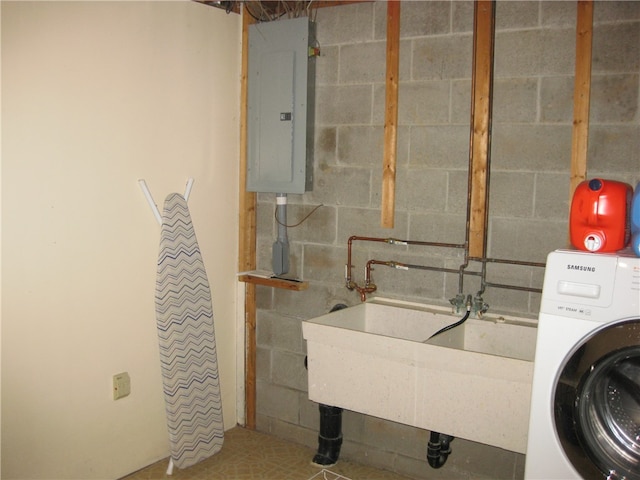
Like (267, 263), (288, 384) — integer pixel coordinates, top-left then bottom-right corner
(155, 192), (224, 470)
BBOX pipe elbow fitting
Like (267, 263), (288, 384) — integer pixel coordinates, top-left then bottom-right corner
(427, 431), (454, 469)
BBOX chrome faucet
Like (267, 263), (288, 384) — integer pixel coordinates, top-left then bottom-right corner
(449, 293), (466, 313)
(449, 293), (489, 317)
(473, 294), (489, 318)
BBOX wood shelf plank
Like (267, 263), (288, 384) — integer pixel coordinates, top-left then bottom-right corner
(238, 271), (309, 291)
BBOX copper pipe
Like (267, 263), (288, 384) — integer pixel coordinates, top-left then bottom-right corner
(364, 258), (542, 297)
(346, 236), (387, 289)
(368, 259), (461, 277)
(484, 282), (542, 294)
(346, 234), (546, 302)
(346, 235), (466, 298)
(468, 256), (545, 296)
(346, 235), (465, 287)
(468, 256), (545, 268)
(356, 259), (470, 301)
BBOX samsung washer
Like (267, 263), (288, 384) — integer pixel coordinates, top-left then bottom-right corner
(525, 249), (640, 480)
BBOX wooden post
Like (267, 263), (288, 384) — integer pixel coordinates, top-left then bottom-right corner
(239, 4), (257, 430)
(238, 0), (402, 432)
(569, 1), (593, 203)
(381, 0), (401, 228)
(468, 1), (495, 258)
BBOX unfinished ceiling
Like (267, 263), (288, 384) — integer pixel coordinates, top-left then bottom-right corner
(196, 0), (369, 20)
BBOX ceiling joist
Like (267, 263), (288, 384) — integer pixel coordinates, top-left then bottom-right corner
(196, 0), (371, 17)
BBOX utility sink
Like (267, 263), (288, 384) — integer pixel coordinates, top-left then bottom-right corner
(302, 297), (537, 454)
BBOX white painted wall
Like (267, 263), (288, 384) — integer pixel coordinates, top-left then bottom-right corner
(1, 2), (241, 478)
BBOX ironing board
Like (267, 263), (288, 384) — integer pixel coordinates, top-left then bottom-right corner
(155, 192), (224, 470)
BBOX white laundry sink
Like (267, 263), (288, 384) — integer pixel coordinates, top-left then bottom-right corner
(302, 297), (537, 454)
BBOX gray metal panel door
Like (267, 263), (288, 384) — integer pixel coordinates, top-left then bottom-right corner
(247, 17), (313, 194)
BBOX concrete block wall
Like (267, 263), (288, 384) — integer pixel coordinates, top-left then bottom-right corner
(254, 2), (640, 479)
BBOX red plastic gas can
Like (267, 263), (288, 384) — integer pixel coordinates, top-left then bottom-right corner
(570, 178), (632, 252)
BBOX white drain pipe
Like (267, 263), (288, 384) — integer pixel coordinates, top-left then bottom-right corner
(272, 194), (289, 275)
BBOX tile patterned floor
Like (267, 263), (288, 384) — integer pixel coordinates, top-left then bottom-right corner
(121, 427), (411, 480)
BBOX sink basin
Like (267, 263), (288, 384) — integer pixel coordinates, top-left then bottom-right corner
(302, 297), (537, 454)
(425, 312), (536, 362)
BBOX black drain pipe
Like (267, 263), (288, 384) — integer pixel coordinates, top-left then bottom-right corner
(305, 303), (348, 467)
(312, 404), (344, 466)
(427, 431), (454, 469)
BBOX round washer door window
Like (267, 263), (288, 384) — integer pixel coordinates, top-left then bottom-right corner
(554, 319), (640, 480)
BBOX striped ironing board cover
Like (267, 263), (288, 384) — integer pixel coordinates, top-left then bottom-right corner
(155, 192), (224, 469)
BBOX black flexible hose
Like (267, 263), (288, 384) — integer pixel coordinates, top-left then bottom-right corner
(428, 307), (471, 339)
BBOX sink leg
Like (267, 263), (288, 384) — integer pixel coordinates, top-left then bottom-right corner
(312, 404), (343, 467)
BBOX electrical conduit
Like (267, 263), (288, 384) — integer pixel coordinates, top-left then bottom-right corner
(272, 194), (289, 275)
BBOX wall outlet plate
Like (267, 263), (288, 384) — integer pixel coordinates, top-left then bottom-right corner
(113, 372), (131, 400)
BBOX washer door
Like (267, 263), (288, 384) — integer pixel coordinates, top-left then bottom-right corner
(554, 319), (640, 480)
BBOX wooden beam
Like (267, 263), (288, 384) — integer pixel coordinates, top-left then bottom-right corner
(569, 1), (593, 202)
(239, 4), (258, 430)
(238, 0), (376, 431)
(243, 281), (257, 429)
(468, 1), (495, 258)
(381, 0), (401, 228)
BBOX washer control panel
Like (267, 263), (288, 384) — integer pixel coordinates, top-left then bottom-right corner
(540, 250), (618, 319)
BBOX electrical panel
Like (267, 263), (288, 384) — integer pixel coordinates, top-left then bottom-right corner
(247, 17), (316, 194)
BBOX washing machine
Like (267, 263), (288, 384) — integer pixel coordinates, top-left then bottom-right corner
(525, 249), (640, 479)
